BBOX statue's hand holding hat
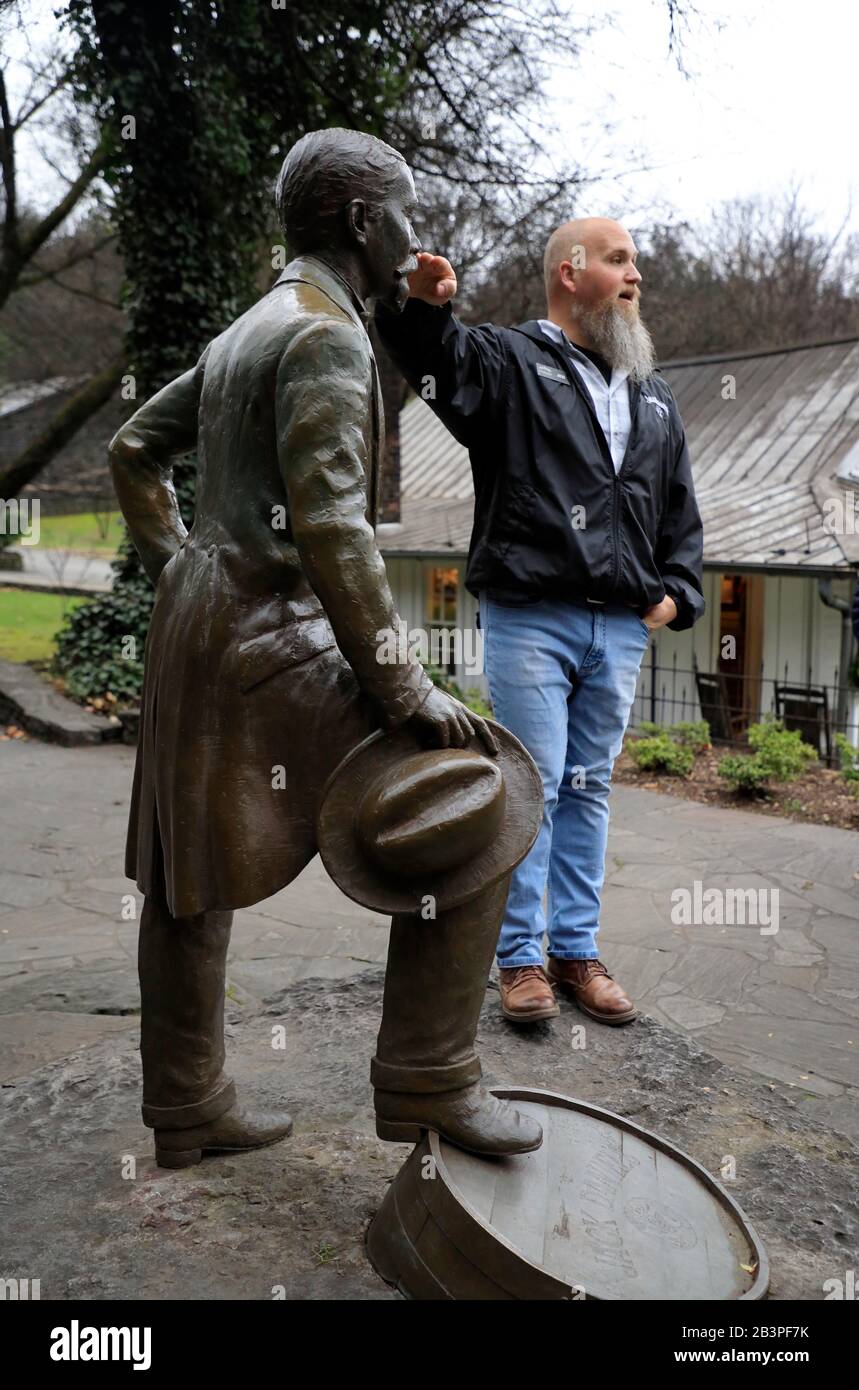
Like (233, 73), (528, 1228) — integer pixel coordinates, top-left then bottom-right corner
(317, 717), (542, 915)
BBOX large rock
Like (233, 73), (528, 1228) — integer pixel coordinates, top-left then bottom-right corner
(0, 970), (856, 1300)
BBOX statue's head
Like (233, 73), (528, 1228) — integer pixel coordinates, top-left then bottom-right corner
(276, 128), (419, 311)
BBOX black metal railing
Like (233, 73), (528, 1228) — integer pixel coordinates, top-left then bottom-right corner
(629, 654), (859, 766)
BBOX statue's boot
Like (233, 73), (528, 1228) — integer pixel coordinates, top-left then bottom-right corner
(372, 873), (543, 1157)
(138, 885), (293, 1169)
(374, 1082), (541, 1155)
(154, 1101), (293, 1169)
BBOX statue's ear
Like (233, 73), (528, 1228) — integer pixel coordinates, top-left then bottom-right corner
(345, 198), (368, 246)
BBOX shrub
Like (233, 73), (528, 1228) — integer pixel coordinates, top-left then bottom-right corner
(670, 719), (711, 751)
(634, 720), (665, 737)
(718, 718), (818, 794)
(626, 717), (710, 777)
(53, 474), (191, 706)
(630, 718), (710, 748)
(627, 732), (695, 777)
(834, 733), (859, 792)
(52, 567), (153, 706)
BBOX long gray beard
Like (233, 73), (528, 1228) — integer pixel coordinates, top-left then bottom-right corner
(572, 302), (657, 384)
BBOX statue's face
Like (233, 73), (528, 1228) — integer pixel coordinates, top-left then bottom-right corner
(362, 163), (421, 312)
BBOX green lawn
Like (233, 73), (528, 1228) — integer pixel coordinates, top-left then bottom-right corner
(0, 588), (84, 663)
(30, 509), (122, 556)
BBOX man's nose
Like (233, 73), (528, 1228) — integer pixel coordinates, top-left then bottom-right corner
(627, 265), (642, 285)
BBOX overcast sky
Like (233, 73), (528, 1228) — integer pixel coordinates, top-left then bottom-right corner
(4, 0), (855, 240)
(553, 0), (857, 236)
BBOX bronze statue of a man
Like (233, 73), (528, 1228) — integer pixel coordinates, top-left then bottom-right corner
(110, 128), (543, 1169)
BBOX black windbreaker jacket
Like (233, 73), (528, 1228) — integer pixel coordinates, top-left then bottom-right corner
(376, 299), (705, 631)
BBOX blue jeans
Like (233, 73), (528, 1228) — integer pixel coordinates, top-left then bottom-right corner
(478, 593), (651, 967)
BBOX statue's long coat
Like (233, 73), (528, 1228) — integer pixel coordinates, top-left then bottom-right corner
(113, 256), (432, 917)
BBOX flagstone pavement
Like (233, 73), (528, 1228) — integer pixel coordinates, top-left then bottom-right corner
(1, 738), (857, 1139)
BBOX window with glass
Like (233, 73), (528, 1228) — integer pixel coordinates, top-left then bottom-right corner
(426, 565), (459, 676)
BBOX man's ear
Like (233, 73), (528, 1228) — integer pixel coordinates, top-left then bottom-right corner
(558, 260), (578, 295)
(345, 198), (368, 246)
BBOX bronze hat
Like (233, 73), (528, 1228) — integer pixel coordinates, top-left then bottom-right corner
(316, 718), (543, 915)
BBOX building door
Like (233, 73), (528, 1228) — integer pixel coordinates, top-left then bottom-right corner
(717, 573), (764, 737)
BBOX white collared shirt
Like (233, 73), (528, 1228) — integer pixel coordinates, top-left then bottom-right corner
(538, 319), (631, 474)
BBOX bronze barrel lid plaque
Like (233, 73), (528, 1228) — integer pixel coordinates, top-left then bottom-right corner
(367, 1088), (769, 1300)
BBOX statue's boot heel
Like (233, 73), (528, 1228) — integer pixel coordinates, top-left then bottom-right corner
(155, 1144), (203, 1170)
(152, 1102), (293, 1169)
(375, 1118), (425, 1143)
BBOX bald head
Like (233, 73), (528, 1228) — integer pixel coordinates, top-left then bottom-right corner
(543, 217), (638, 303)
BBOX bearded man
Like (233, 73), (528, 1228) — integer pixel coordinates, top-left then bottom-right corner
(375, 217), (705, 1028)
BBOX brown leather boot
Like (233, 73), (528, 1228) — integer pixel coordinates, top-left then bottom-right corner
(547, 957), (637, 1025)
(154, 1101), (293, 1169)
(498, 964), (560, 1023)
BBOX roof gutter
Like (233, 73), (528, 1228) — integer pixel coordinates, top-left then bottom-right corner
(818, 577), (856, 744)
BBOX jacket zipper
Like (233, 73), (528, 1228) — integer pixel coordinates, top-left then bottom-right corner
(529, 334), (644, 594)
(613, 381), (642, 587)
(611, 474), (621, 588)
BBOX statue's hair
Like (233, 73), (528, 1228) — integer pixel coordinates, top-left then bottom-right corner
(275, 128), (407, 251)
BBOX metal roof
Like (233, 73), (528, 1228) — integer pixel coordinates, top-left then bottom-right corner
(397, 401), (473, 501)
(0, 376), (80, 418)
(377, 498), (474, 556)
(386, 336), (859, 569)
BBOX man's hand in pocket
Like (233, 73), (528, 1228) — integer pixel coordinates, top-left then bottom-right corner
(642, 594), (678, 630)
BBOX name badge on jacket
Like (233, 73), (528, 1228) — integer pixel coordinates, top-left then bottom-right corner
(534, 362), (570, 384)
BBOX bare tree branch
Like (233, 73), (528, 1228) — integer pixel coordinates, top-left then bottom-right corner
(0, 128), (113, 310)
(22, 266), (121, 309)
(15, 71), (67, 128)
(17, 131), (112, 263)
(0, 354), (126, 498)
(18, 230), (117, 286)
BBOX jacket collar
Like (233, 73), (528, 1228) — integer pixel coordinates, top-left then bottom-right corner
(514, 318), (659, 389)
(272, 254), (370, 329)
(536, 318), (630, 391)
(514, 319), (565, 348)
